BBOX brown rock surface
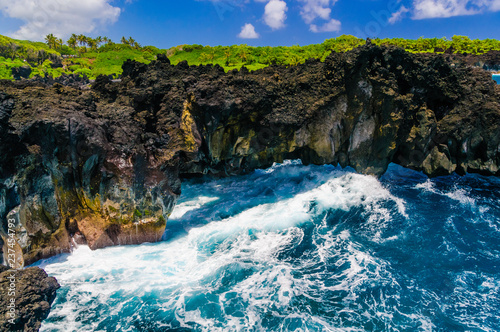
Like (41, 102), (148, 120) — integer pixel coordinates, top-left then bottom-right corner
(0, 266), (59, 332)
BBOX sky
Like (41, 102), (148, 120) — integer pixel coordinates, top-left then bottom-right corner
(0, 0), (499, 48)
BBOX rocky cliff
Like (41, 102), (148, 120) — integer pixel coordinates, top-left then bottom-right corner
(1, 44), (499, 266)
(0, 265), (59, 331)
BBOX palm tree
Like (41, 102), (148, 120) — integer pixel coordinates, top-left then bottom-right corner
(55, 38), (63, 50)
(95, 36), (103, 49)
(77, 34), (87, 47)
(67, 36), (77, 50)
(86, 38), (97, 51)
(128, 37), (141, 49)
(102, 36), (111, 44)
(45, 34), (56, 49)
(121, 36), (129, 45)
(223, 47), (232, 66)
(238, 47), (249, 63)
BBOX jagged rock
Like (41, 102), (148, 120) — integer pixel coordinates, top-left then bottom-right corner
(0, 267), (59, 332)
(11, 66), (31, 80)
(29, 73), (90, 89)
(0, 43), (499, 266)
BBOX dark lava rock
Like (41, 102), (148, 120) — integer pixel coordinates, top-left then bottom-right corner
(11, 66), (31, 80)
(30, 73), (90, 89)
(0, 43), (499, 266)
(0, 267), (59, 332)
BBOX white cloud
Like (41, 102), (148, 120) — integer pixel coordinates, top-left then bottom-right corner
(298, 0), (341, 33)
(412, 0), (500, 19)
(238, 23), (260, 38)
(263, 0), (288, 30)
(309, 18), (341, 32)
(413, 0), (477, 18)
(299, 0), (337, 24)
(388, 5), (410, 23)
(0, 0), (121, 41)
(490, 0), (500, 10)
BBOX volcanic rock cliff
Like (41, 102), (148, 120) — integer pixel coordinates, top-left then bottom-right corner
(1, 44), (499, 266)
(0, 265), (59, 331)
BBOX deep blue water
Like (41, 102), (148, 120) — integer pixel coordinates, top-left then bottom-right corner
(35, 161), (500, 331)
(493, 74), (500, 84)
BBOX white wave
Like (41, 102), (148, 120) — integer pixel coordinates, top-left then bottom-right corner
(255, 159), (303, 174)
(415, 180), (476, 206)
(444, 188), (476, 205)
(415, 179), (438, 193)
(169, 196), (220, 220)
(39, 167), (411, 331)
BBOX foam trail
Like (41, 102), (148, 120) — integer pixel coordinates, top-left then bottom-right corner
(36, 161), (500, 332)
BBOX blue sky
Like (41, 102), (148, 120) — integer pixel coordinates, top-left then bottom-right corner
(0, 0), (499, 48)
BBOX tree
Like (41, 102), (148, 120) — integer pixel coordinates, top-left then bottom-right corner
(128, 37), (141, 49)
(8, 42), (20, 59)
(67, 35), (77, 50)
(87, 38), (97, 51)
(452, 35), (472, 54)
(223, 47), (232, 66)
(55, 38), (63, 50)
(238, 45), (249, 63)
(77, 34), (87, 47)
(207, 48), (215, 64)
(102, 36), (112, 44)
(45, 34), (56, 49)
(95, 36), (104, 49)
(199, 52), (210, 64)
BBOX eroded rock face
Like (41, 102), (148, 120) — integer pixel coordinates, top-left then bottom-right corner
(0, 266), (60, 332)
(175, 45), (500, 178)
(0, 44), (499, 265)
(0, 78), (182, 266)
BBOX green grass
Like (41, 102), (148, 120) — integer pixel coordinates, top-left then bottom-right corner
(0, 34), (499, 81)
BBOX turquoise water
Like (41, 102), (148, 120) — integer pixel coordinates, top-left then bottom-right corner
(35, 161), (500, 331)
(493, 74), (500, 84)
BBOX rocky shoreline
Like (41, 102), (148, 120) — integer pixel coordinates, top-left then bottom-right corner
(0, 43), (499, 271)
(0, 265), (59, 331)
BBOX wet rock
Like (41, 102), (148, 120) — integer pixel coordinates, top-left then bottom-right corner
(0, 267), (60, 332)
(0, 43), (499, 265)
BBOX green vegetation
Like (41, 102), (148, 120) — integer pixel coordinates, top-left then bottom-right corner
(0, 33), (160, 80)
(0, 34), (499, 80)
(166, 35), (365, 71)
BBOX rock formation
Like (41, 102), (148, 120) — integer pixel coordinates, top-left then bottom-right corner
(0, 265), (59, 331)
(0, 44), (499, 266)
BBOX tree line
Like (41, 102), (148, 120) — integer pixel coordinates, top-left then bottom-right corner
(168, 35), (500, 70)
(44, 34), (142, 54)
(1, 33), (500, 81)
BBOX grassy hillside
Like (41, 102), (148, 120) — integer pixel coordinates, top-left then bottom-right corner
(0, 34), (499, 80)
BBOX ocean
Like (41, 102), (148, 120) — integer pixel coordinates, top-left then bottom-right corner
(493, 74), (500, 84)
(34, 161), (500, 331)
